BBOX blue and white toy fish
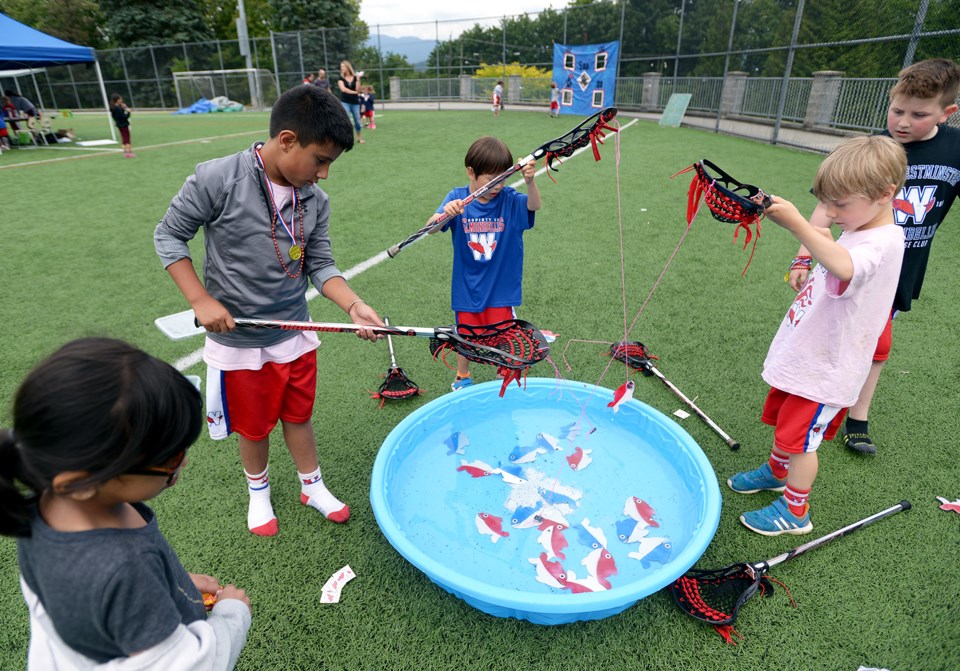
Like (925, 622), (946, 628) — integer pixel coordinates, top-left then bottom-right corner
(615, 517), (649, 544)
(510, 505), (543, 529)
(508, 444), (548, 464)
(536, 432), (562, 451)
(575, 517), (608, 550)
(444, 431), (469, 456)
(627, 536), (673, 568)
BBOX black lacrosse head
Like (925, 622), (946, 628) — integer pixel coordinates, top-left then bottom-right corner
(370, 366), (423, 409)
(607, 340), (658, 376)
(692, 159), (771, 225)
(668, 563), (775, 628)
(537, 107), (619, 171)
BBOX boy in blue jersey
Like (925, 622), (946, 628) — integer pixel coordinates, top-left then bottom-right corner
(426, 136), (541, 390)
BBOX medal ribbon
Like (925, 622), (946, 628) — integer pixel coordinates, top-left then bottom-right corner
(255, 146), (299, 248)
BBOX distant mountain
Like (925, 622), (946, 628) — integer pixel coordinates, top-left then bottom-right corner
(365, 34), (435, 66)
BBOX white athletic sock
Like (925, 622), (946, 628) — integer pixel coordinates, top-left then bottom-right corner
(299, 468), (350, 523)
(245, 467), (278, 536)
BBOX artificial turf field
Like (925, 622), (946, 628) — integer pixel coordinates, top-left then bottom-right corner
(1, 108), (958, 670)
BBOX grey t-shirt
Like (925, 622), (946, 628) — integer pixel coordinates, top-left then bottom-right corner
(17, 502), (206, 663)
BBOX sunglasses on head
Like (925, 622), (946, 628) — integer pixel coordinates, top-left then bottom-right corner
(126, 449), (187, 486)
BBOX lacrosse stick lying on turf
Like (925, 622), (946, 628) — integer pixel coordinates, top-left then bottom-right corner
(674, 159), (773, 275)
(369, 316), (423, 408)
(201, 317), (549, 395)
(669, 500), (911, 644)
(608, 341), (740, 450)
(386, 107), (619, 258)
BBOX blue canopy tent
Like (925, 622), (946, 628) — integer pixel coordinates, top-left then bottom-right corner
(0, 12), (115, 141)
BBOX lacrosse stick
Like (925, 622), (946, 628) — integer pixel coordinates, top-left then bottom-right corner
(674, 159), (772, 275)
(369, 316), (423, 408)
(199, 317), (549, 373)
(669, 500), (911, 643)
(608, 341), (739, 450)
(386, 107), (619, 258)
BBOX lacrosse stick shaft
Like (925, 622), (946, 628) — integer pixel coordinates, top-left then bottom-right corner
(386, 151), (535, 258)
(383, 316), (399, 368)
(757, 500), (911, 572)
(643, 363), (740, 450)
(231, 317), (439, 339)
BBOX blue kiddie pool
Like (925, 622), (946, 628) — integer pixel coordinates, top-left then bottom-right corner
(370, 378), (721, 625)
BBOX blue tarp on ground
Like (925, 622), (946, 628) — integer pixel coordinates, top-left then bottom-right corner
(0, 12), (96, 69)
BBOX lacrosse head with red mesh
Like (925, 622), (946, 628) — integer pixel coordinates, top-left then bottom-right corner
(538, 107), (619, 171)
(607, 340), (659, 377)
(370, 366), (423, 409)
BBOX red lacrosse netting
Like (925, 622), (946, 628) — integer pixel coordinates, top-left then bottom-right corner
(673, 159), (772, 276)
(542, 107), (619, 174)
(369, 367), (423, 409)
(605, 340), (659, 376)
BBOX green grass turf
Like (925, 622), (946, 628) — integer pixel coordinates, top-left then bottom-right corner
(1, 109), (958, 670)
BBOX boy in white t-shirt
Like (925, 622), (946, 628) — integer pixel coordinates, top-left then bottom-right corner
(728, 135), (907, 537)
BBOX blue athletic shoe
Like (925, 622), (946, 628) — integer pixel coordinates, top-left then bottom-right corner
(740, 497), (813, 536)
(727, 462), (787, 494)
(450, 376), (473, 391)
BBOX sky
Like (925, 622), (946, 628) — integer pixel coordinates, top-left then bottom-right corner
(359, 1), (564, 40)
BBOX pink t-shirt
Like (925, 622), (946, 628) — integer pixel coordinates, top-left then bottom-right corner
(762, 224), (905, 408)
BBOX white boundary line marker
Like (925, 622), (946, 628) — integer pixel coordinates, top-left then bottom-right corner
(160, 117), (639, 371)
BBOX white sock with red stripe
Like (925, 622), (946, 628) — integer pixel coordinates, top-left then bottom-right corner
(245, 467), (278, 536)
(299, 468), (350, 523)
(783, 484), (811, 517)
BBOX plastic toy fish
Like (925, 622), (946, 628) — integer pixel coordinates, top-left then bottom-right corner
(536, 518), (569, 560)
(510, 505), (543, 529)
(538, 505), (571, 528)
(561, 570), (606, 593)
(937, 496), (960, 514)
(565, 446), (593, 471)
(615, 517), (650, 544)
(559, 422), (582, 440)
(536, 432), (562, 451)
(444, 431), (469, 456)
(496, 468), (526, 485)
(607, 380), (635, 413)
(509, 444), (548, 464)
(575, 517), (608, 550)
(623, 495), (659, 527)
(475, 512), (509, 543)
(538, 487), (580, 508)
(498, 461), (524, 479)
(627, 536), (673, 568)
(529, 552), (567, 588)
(456, 459), (495, 478)
(581, 547), (618, 589)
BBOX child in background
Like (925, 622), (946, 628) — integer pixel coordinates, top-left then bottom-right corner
(110, 93), (134, 158)
(0, 338), (251, 669)
(492, 81), (503, 117)
(426, 136), (541, 390)
(729, 136), (906, 536)
(154, 85), (384, 537)
(549, 82), (560, 118)
(361, 85), (376, 129)
(789, 58), (960, 454)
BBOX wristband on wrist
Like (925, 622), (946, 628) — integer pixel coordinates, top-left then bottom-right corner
(789, 255), (813, 271)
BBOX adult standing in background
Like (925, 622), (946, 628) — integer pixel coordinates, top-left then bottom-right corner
(314, 68), (331, 94)
(337, 61), (364, 144)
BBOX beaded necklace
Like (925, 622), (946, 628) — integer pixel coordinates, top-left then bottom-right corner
(255, 144), (305, 279)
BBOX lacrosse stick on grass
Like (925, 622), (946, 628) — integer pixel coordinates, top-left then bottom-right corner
(669, 500), (911, 644)
(369, 316), (423, 409)
(386, 107), (619, 259)
(608, 341), (740, 450)
(674, 159), (773, 275)
(199, 317), (550, 397)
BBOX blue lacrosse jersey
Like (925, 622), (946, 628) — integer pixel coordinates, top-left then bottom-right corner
(438, 186), (535, 312)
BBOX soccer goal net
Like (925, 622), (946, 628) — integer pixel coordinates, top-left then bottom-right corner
(173, 68), (278, 110)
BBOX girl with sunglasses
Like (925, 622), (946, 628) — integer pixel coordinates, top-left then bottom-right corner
(0, 338), (251, 670)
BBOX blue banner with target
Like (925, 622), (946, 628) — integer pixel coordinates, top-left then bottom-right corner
(552, 41), (619, 116)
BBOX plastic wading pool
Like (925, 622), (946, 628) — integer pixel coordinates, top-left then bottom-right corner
(370, 378), (721, 625)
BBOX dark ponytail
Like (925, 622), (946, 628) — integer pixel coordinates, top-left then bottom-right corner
(0, 429), (37, 536)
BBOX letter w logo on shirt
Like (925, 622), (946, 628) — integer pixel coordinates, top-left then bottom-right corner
(467, 233), (497, 261)
(893, 185), (937, 225)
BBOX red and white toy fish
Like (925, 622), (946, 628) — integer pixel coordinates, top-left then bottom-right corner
(581, 547), (618, 589)
(456, 459), (496, 478)
(936, 496), (960, 514)
(529, 552), (567, 588)
(536, 518), (569, 561)
(607, 380), (635, 413)
(565, 446), (593, 471)
(624, 495), (660, 528)
(475, 512), (509, 543)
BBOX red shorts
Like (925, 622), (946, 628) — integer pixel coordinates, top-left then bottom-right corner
(762, 387), (846, 454)
(456, 307), (515, 334)
(550, 101), (559, 111)
(493, 95), (501, 106)
(872, 312), (894, 362)
(223, 351), (317, 441)
(363, 110), (374, 118)
(119, 126), (131, 144)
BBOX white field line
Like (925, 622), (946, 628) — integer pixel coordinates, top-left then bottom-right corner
(164, 117), (639, 372)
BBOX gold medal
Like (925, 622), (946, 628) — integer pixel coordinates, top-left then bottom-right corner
(289, 245), (302, 261)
